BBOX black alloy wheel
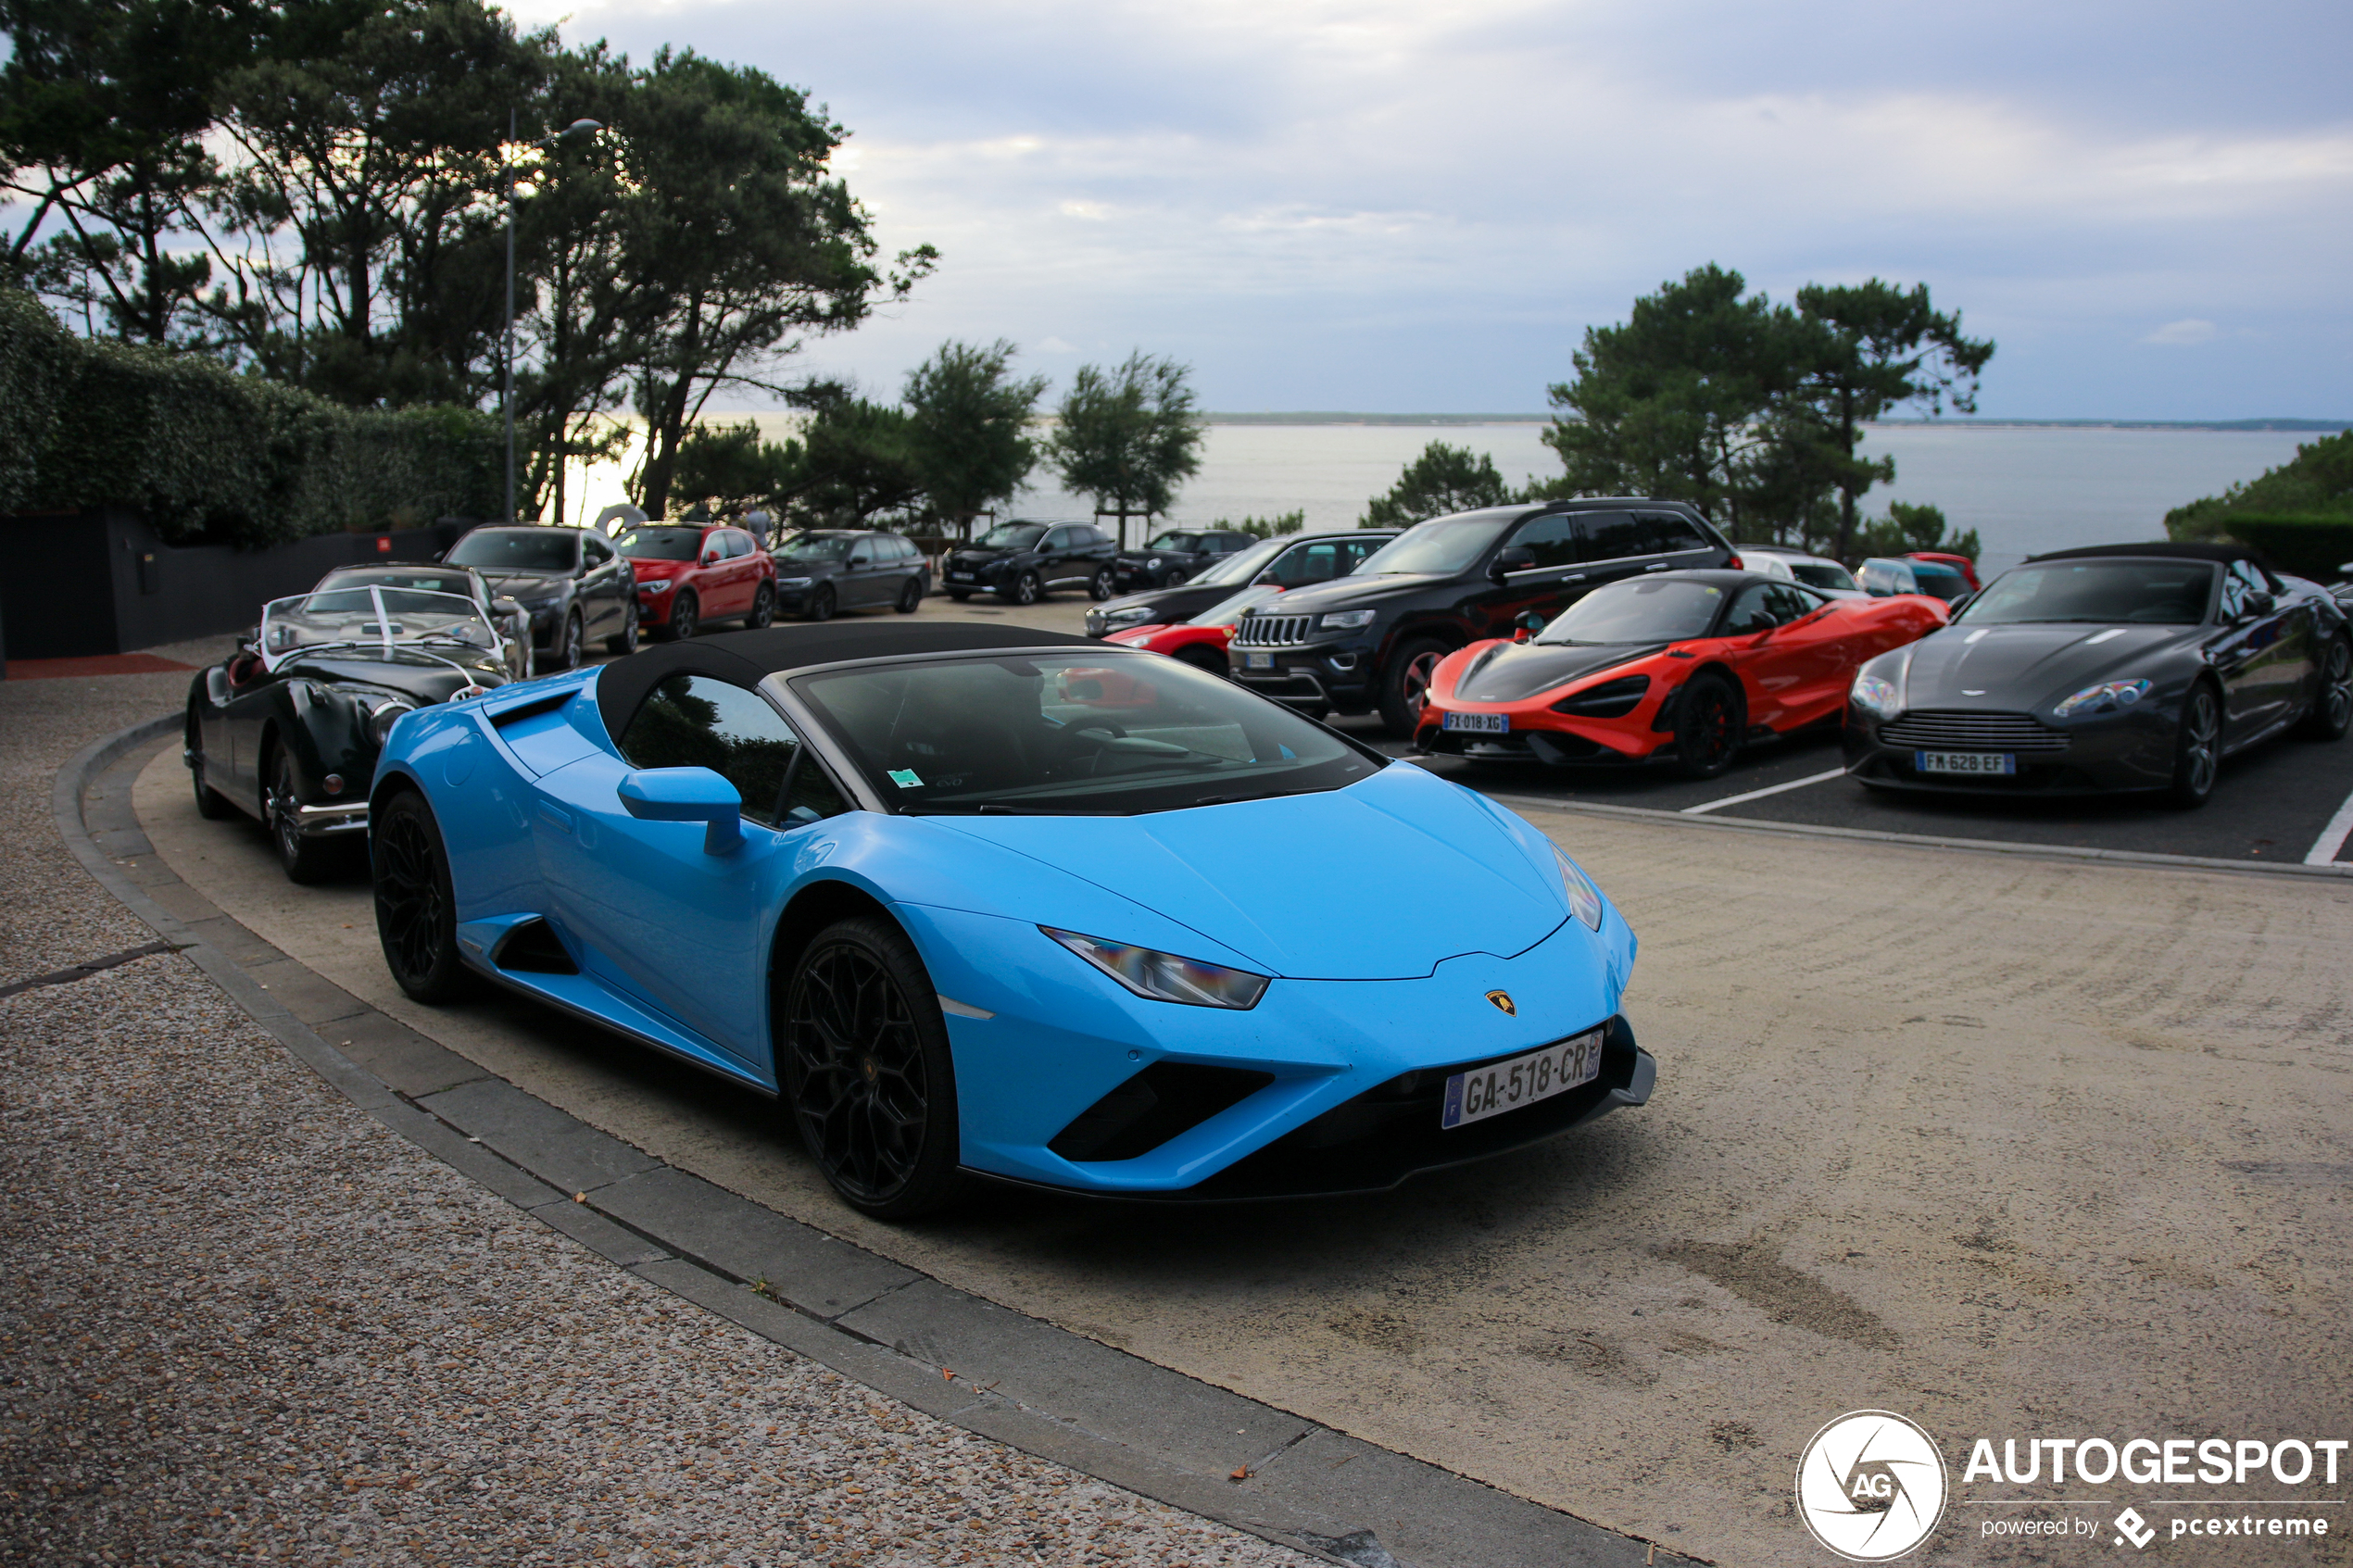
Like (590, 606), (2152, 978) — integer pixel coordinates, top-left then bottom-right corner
(948, 589), (973, 603)
(188, 719), (233, 820)
(1010, 570), (1042, 607)
(670, 589), (701, 641)
(605, 598), (639, 656)
(1672, 673), (1744, 780)
(894, 577), (923, 614)
(2168, 682), (2221, 809)
(1088, 566), (1115, 601)
(2302, 635), (2353, 741)
(544, 608), (585, 672)
(1378, 636), (1450, 738)
(267, 747), (340, 884)
(748, 581), (777, 629)
(781, 917), (962, 1220)
(371, 789), (476, 1003)
(806, 583), (837, 622)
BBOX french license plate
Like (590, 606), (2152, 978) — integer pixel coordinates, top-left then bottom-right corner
(1441, 1029), (1604, 1129)
(1915, 750), (2016, 776)
(1442, 710), (1508, 734)
(1244, 651), (1275, 670)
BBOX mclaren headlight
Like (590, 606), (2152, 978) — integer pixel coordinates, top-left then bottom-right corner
(2055, 678), (2152, 719)
(1553, 848), (1604, 932)
(1042, 927), (1270, 1010)
(1850, 671), (1901, 718)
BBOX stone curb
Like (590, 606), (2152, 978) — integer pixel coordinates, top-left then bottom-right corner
(55, 717), (1692, 1568)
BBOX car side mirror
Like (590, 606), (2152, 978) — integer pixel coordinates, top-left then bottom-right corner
(1490, 545), (1536, 581)
(1944, 592), (1974, 616)
(701, 549), (722, 566)
(617, 768), (743, 854)
(205, 667), (233, 707)
(1514, 610), (1545, 642)
(2243, 590), (2276, 619)
(492, 596), (522, 617)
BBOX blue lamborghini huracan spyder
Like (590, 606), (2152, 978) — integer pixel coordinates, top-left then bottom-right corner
(369, 623), (1654, 1218)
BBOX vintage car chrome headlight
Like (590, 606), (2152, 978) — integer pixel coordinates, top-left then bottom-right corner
(1554, 848), (1604, 932)
(1041, 927), (1270, 1010)
(1320, 609), (1377, 630)
(2054, 678), (2152, 718)
(365, 697), (416, 746)
(1850, 671), (1901, 718)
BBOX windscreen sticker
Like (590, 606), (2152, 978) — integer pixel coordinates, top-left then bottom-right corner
(887, 768), (925, 789)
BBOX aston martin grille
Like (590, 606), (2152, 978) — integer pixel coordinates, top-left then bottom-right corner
(1881, 710), (2070, 754)
(1234, 614), (1315, 647)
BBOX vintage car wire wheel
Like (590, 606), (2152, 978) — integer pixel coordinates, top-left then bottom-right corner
(371, 790), (475, 1003)
(747, 581), (777, 628)
(605, 597), (639, 656)
(1378, 637), (1450, 737)
(1673, 673), (1744, 779)
(1010, 570), (1042, 606)
(267, 747), (338, 884)
(1088, 566), (1115, 601)
(805, 583), (837, 622)
(782, 918), (961, 1219)
(2303, 634), (2352, 741)
(895, 577), (923, 614)
(2169, 682), (2221, 808)
(669, 590), (700, 641)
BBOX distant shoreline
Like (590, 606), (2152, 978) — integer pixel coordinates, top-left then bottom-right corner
(1197, 412), (2351, 432)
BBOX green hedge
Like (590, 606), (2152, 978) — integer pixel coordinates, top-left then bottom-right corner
(0, 287), (498, 547)
(2211, 515), (2353, 582)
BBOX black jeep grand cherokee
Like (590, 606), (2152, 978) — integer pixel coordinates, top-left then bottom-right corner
(1229, 500), (1733, 734)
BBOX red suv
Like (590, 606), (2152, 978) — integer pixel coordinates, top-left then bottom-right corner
(617, 523), (779, 641)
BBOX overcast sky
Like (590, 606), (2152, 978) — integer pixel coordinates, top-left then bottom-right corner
(535, 1), (2346, 416)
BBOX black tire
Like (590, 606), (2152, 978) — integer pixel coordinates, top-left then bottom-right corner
(2301, 634), (2352, 741)
(1009, 570), (1042, 607)
(1672, 673), (1744, 780)
(780, 916), (963, 1221)
(266, 746), (342, 884)
(948, 589), (972, 603)
(2168, 681), (2222, 809)
(540, 608), (585, 672)
(747, 581), (777, 629)
(604, 598), (639, 656)
(1176, 646), (1227, 678)
(894, 577), (923, 614)
(670, 589), (701, 641)
(805, 583), (837, 622)
(188, 715), (233, 820)
(371, 788), (478, 1004)
(1378, 636), (1451, 738)
(1088, 566), (1115, 601)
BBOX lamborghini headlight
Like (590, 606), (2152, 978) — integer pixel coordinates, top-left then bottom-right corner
(1554, 849), (1604, 932)
(2054, 678), (2152, 719)
(1850, 671), (1901, 718)
(1042, 928), (1270, 1010)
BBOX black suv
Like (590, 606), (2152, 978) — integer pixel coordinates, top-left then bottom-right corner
(943, 520), (1118, 605)
(1110, 528), (1255, 593)
(1228, 500), (1733, 734)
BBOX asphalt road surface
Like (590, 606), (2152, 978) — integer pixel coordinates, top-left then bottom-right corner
(133, 680), (2353, 1566)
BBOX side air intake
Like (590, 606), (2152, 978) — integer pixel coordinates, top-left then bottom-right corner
(1048, 1062), (1274, 1163)
(490, 918), (578, 974)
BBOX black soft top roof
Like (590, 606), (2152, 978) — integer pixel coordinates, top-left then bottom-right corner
(2027, 541), (2270, 571)
(594, 622), (1099, 740)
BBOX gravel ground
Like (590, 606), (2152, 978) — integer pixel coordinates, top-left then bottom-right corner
(0, 664), (1315, 1567)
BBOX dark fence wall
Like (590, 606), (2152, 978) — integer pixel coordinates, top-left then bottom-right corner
(3, 508), (472, 659)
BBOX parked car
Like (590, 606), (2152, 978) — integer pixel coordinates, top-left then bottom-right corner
(1905, 550), (1982, 592)
(942, 520), (1118, 604)
(769, 529), (929, 620)
(1735, 546), (1866, 598)
(1109, 528), (1255, 593)
(1417, 571), (1944, 777)
(1086, 530), (1397, 638)
(186, 585), (509, 882)
(1857, 556), (1971, 607)
(615, 522), (779, 640)
(366, 621), (1653, 1218)
(443, 524), (636, 668)
(1105, 584), (1289, 674)
(313, 563), (531, 680)
(1230, 500), (1736, 734)
(1845, 543), (2352, 808)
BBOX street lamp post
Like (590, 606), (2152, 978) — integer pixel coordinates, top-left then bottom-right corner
(503, 114), (602, 526)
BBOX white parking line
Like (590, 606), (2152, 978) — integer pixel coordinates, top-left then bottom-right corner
(1680, 767), (1850, 816)
(2304, 784), (2353, 866)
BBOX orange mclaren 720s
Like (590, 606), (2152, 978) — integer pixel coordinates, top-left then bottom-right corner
(1415, 570), (1946, 778)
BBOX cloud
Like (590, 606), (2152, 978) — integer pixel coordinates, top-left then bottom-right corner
(2143, 319), (2220, 345)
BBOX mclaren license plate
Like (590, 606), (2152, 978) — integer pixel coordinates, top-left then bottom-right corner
(1244, 651), (1275, 670)
(1442, 710), (1508, 734)
(1441, 1029), (1604, 1129)
(1915, 750), (2016, 776)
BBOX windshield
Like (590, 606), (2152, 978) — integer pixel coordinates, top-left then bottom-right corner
(1787, 560), (1857, 592)
(1355, 515), (1512, 577)
(319, 569), (474, 598)
(617, 526), (704, 562)
(1140, 533), (1201, 553)
(258, 587), (500, 671)
(447, 529), (577, 572)
(1536, 578), (1727, 645)
(1193, 534), (1289, 586)
(774, 533), (854, 561)
(1957, 560), (2215, 626)
(976, 522), (1048, 549)
(793, 652), (1378, 815)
